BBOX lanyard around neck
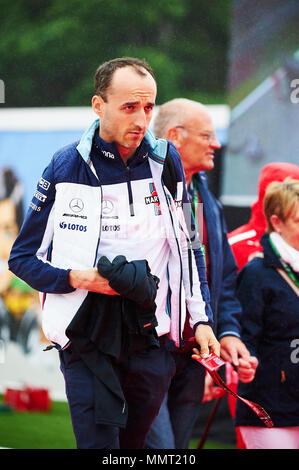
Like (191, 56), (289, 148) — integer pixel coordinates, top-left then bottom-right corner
(268, 235), (299, 288)
(189, 180), (206, 265)
(190, 182), (199, 233)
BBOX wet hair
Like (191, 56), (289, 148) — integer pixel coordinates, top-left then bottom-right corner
(94, 57), (156, 102)
(263, 177), (299, 232)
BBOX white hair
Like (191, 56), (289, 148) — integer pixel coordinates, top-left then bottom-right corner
(153, 98), (208, 138)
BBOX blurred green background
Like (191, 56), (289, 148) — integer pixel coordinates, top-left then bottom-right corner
(0, 396), (235, 449)
(0, 0), (231, 107)
(0, 0), (232, 451)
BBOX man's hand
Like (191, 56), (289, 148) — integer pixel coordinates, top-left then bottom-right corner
(237, 356), (259, 383)
(192, 324), (220, 359)
(219, 335), (251, 367)
(68, 268), (119, 295)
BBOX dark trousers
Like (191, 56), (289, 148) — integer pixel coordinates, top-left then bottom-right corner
(59, 339), (176, 449)
(145, 351), (206, 449)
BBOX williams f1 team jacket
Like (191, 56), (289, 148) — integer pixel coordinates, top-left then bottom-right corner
(8, 119), (213, 349)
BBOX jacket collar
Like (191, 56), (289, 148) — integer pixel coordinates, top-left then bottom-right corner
(93, 132), (151, 168)
(260, 233), (283, 269)
(76, 118), (168, 167)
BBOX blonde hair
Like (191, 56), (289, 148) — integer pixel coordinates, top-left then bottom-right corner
(263, 177), (299, 233)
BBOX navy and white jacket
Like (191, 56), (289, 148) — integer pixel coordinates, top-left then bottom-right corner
(9, 119), (213, 349)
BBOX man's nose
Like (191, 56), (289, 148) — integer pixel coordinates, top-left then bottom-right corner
(210, 135), (221, 149)
(134, 109), (147, 129)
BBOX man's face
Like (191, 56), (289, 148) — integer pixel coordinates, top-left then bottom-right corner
(92, 66), (157, 158)
(176, 108), (221, 174)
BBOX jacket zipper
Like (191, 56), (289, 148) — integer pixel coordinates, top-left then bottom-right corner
(92, 179), (103, 268)
(161, 180), (183, 348)
(126, 166), (135, 216)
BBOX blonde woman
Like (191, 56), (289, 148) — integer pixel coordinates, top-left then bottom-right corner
(235, 178), (299, 449)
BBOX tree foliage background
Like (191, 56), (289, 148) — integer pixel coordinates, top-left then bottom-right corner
(0, 0), (231, 107)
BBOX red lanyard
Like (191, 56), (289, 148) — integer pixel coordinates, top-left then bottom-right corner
(193, 352), (274, 428)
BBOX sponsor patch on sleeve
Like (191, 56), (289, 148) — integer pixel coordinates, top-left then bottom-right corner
(38, 177), (51, 191)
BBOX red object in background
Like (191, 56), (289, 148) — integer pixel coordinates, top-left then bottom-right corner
(4, 386), (51, 412)
(26, 387), (52, 412)
(4, 387), (30, 412)
(225, 363), (247, 449)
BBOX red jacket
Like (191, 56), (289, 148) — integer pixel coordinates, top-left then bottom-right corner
(228, 162), (299, 271)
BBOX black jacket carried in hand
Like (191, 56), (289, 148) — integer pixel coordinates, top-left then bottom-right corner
(65, 255), (160, 428)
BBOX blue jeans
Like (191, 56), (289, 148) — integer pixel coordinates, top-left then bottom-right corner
(145, 351), (205, 449)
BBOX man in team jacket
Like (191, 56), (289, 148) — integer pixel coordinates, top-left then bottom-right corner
(8, 60), (219, 449)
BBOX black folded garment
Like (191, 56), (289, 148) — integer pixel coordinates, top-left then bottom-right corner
(97, 255), (160, 336)
(65, 256), (161, 427)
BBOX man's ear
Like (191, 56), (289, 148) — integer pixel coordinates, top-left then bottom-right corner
(91, 95), (105, 118)
(167, 127), (184, 150)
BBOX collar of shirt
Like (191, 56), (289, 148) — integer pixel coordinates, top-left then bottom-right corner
(93, 132), (150, 169)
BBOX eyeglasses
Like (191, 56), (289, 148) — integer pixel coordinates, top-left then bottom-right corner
(175, 126), (218, 143)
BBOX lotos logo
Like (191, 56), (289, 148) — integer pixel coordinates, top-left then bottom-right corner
(59, 222), (87, 232)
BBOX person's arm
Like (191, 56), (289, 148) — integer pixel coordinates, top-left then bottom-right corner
(236, 261), (265, 357)
(169, 144), (214, 321)
(179, 228), (217, 353)
(216, 204), (243, 340)
(233, 260), (267, 381)
(212, 204), (252, 365)
(170, 145), (219, 357)
(9, 156), (119, 296)
(8, 157), (75, 294)
(68, 267), (118, 295)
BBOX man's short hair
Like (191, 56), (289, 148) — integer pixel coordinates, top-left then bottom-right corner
(94, 57), (156, 102)
(153, 98), (206, 138)
(263, 177), (299, 232)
